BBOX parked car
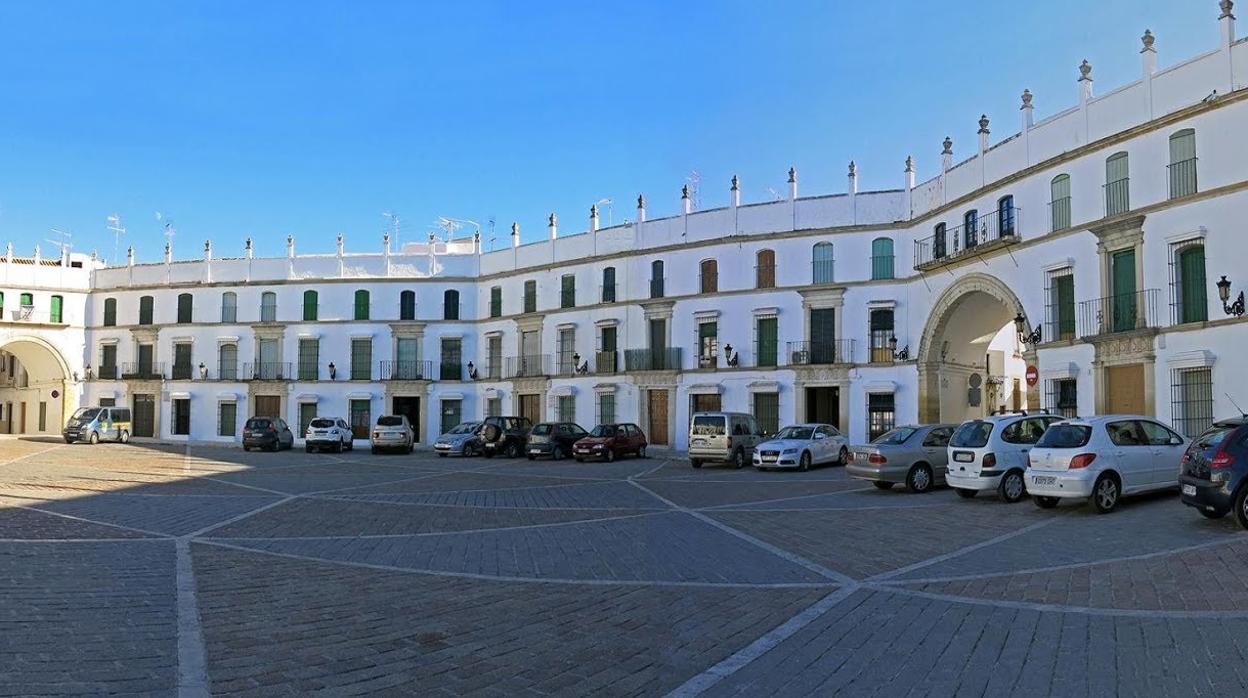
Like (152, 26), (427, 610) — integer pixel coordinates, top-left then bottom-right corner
(243, 416), (294, 452)
(1028, 416), (1187, 513)
(433, 421), (483, 457)
(371, 415), (414, 454)
(573, 423), (648, 462)
(689, 412), (765, 469)
(526, 422), (589, 460)
(1180, 417), (1248, 528)
(753, 423), (848, 471)
(63, 406), (133, 444)
(304, 416), (354, 453)
(946, 413), (1062, 502)
(846, 423), (957, 492)
(480, 416), (533, 458)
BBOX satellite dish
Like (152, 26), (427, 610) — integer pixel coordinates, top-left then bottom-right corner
(969, 373), (983, 388)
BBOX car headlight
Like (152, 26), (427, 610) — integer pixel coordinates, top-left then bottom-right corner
(782, 448), (798, 455)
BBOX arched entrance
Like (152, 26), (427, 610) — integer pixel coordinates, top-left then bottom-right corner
(0, 335), (76, 435)
(916, 273), (1034, 424)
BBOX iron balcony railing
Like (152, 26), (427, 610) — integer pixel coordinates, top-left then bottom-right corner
(482, 360), (504, 381)
(755, 263), (777, 289)
(787, 339), (854, 366)
(121, 362), (165, 380)
(699, 270), (718, 294)
(811, 259), (835, 285)
(868, 330), (896, 364)
(95, 364), (119, 380)
(595, 350), (618, 375)
(624, 347), (682, 371)
(556, 354), (579, 376)
(914, 207), (1021, 269)
(1168, 157), (1198, 199)
(1104, 178), (1130, 217)
(259, 302), (279, 323)
(505, 354), (551, 379)
(243, 362), (291, 380)
(380, 360), (433, 380)
(440, 362), (463, 381)
(171, 363), (194, 380)
(1049, 196), (1072, 232)
(1077, 289), (1162, 338)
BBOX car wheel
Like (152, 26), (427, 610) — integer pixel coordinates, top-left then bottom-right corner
(1199, 508), (1226, 519)
(306, 445), (313, 453)
(733, 449), (746, 469)
(999, 470), (1026, 503)
(119, 430), (130, 444)
(907, 464), (933, 493)
(798, 451), (811, 472)
(527, 455), (536, 461)
(954, 488), (976, 499)
(690, 459), (703, 469)
(1034, 495), (1060, 509)
(346, 439), (354, 452)
(553, 445), (564, 461)
(88, 431), (99, 445)
(243, 446), (251, 452)
(838, 447), (848, 467)
(1092, 473), (1120, 514)
(505, 442), (520, 459)
(64, 437), (74, 444)
(1233, 486), (1248, 530)
(408, 442), (414, 454)
(606, 449), (616, 463)
(638, 445), (646, 459)
(460, 444), (471, 458)
(873, 481), (893, 490)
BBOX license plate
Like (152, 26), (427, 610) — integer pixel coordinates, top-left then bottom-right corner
(251, 431), (265, 437)
(530, 448), (541, 454)
(1033, 475), (1057, 486)
(1182, 484), (1197, 497)
(693, 439), (707, 446)
(953, 452), (974, 463)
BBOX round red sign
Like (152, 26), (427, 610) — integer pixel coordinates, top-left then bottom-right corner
(1025, 365), (1039, 387)
(51, 390), (60, 399)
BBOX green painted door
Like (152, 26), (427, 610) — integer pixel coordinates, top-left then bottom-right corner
(1178, 246), (1207, 323)
(1054, 275), (1075, 339)
(756, 318), (778, 367)
(1111, 249), (1137, 332)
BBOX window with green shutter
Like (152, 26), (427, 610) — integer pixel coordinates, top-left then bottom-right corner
(752, 392), (779, 437)
(353, 290), (369, 320)
(1111, 249), (1137, 332)
(1050, 174), (1071, 231)
(560, 274), (576, 308)
(139, 296), (154, 325)
(176, 293), (193, 323)
(755, 317), (778, 367)
(1168, 129), (1197, 199)
(1048, 273), (1075, 340)
(350, 338), (371, 380)
(399, 290), (416, 320)
(1177, 244), (1207, 324)
(303, 290), (318, 321)
(50, 295), (63, 323)
(103, 297), (116, 326)
(1106, 152), (1130, 215)
(523, 280), (537, 313)
(489, 286), (502, 318)
(870, 238), (894, 280)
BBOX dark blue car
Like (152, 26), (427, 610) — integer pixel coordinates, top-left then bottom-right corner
(1179, 417), (1248, 528)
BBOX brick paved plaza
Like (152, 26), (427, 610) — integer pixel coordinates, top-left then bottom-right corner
(2, 436), (1247, 696)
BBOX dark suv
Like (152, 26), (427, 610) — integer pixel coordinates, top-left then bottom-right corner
(479, 416), (533, 458)
(1180, 417), (1248, 528)
(526, 422), (589, 460)
(243, 416), (294, 452)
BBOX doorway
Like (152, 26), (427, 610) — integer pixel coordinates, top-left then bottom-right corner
(19, 402), (26, 434)
(648, 389), (668, 445)
(519, 393), (541, 424)
(392, 396), (421, 442)
(255, 395), (281, 419)
(132, 394), (155, 437)
(805, 386), (840, 427)
(1106, 364), (1145, 414)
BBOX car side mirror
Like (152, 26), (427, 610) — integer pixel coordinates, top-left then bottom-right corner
(1170, 437), (1183, 446)
(814, 433), (826, 440)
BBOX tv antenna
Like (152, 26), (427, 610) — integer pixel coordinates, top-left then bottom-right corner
(106, 214), (126, 264)
(155, 212), (176, 248)
(593, 199), (614, 227)
(685, 170), (702, 211)
(382, 211), (401, 244)
(436, 217), (479, 243)
(487, 216), (496, 251)
(47, 228), (73, 260)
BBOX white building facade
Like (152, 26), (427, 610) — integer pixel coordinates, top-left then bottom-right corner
(5, 4), (1248, 450)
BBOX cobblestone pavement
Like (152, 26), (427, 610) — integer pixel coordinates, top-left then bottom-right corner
(2, 437), (1247, 696)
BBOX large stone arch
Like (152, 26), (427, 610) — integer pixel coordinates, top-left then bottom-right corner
(0, 334), (76, 434)
(915, 272), (1032, 423)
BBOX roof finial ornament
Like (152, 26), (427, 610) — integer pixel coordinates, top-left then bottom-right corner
(978, 114), (990, 134)
(590, 203), (598, 217)
(730, 174), (739, 191)
(681, 184), (690, 199)
(245, 237), (252, 251)
(548, 212), (556, 226)
(1079, 59), (1093, 82)
(1141, 29), (1156, 51)
(511, 222), (519, 236)
(787, 167), (796, 184)
(942, 136), (953, 155)
(848, 160), (856, 177)
(1021, 89), (1033, 109)
(1221, 1), (1235, 20)
(637, 193), (645, 209)
(905, 155), (915, 173)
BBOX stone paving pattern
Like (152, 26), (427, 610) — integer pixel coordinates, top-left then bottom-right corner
(0, 438), (1246, 696)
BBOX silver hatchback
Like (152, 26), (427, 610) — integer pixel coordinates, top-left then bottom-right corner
(847, 424), (957, 493)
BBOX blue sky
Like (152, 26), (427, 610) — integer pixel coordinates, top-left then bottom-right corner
(0, 1), (1220, 262)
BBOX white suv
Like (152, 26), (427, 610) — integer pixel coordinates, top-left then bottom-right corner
(305, 417), (354, 453)
(947, 413), (1062, 502)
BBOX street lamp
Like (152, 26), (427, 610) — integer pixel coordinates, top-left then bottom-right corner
(1217, 275), (1245, 317)
(198, 362), (208, 380)
(327, 362), (337, 380)
(888, 335), (909, 361)
(1014, 312), (1042, 346)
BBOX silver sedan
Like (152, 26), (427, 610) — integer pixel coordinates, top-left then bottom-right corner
(753, 424), (848, 471)
(846, 424), (957, 493)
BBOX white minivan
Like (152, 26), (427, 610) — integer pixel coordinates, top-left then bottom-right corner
(1026, 416), (1187, 513)
(946, 413), (1063, 502)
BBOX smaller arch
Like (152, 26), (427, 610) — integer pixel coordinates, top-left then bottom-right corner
(399, 290), (417, 320)
(699, 259), (718, 294)
(443, 289), (460, 320)
(353, 289), (370, 320)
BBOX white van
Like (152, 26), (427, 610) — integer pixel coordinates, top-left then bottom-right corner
(689, 412), (764, 469)
(946, 413), (1062, 502)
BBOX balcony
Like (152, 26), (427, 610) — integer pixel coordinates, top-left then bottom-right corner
(505, 354), (551, 379)
(171, 363), (195, 381)
(1168, 157), (1198, 199)
(482, 361), (503, 381)
(121, 362), (165, 380)
(1104, 178), (1130, 217)
(599, 284), (617, 304)
(595, 350), (618, 375)
(624, 347), (682, 372)
(5, 306), (64, 324)
(1077, 289), (1163, 338)
(914, 207), (1022, 271)
(381, 360), (433, 381)
(243, 362), (291, 380)
(93, 365), (119, 380)
(440, 362), (463, 381)
(787, 339), (854, 366)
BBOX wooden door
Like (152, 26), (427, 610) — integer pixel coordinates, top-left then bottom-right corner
(519, 394), (541, 424)
(1106, 364), (1145, 415)
(132, 395), (155, 437)
(19, 402), (26, 434)
(648, 390), (668, 445)
(255, 395), (281, 419)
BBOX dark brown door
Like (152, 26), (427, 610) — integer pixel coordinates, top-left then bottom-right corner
(132, 394), (155, 437)
(1106, 364), (1146, 414)
(19, 403), (26, 434)
(519, 394), (541, 424)
(648, 390), (668, 445)
(254, 395), (281, 419)
(806, 387), (840, 428)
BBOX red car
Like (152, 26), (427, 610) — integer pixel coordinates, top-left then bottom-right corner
(573, 423), (648, 462)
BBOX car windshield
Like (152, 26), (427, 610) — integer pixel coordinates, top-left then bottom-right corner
(531, 424), (552, 435)
(589, 425), (617, 437)
(449, 422), (480, 435)
(1192, 425), (1237, 451)
(951, 422), (994, 448)
(691, 416), (726, 436)
(871, 427), (917, 445)
(772, 426), (814, 441)
(309, 418), (335, 429)
(72, 408), (101, 421)
(377, 416), (404, 427)
(1037, 424), (1092, 448)
(246, 419), (271, 429)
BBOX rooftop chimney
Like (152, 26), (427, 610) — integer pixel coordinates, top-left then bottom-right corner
(473, 231), (481, 255)
(336, 233), (344, 257)
(788, 167), (798, 200)
(1221, 1), (1236, 48)
(163, 242), (171, 265)
(127, 245), (134, 267)
(636, 194), (646, 223)
(590, 204), (600, 232)
(548, 213), (558, 240)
